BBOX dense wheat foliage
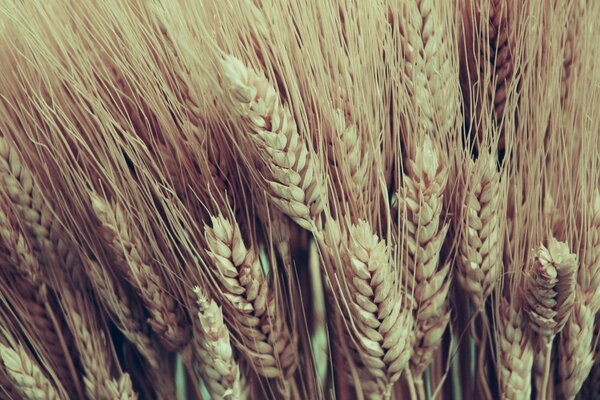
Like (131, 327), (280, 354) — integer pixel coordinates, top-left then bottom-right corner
(0, 0), (598, 399)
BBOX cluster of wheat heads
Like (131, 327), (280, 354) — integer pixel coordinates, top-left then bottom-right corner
(0, 0), (598, 399)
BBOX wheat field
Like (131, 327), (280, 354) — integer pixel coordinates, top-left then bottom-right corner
(0, 0), (598, 399)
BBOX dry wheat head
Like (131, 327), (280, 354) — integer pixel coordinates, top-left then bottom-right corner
(0, 341), (60, 400)
(523, 237), (577, 338)
(396, 135), (450, 376)
(497, 297), (534, 400)
(105, 374), (138, 400)
(220, 55), (324, 231)
(326, 220), (414, 397)
(192, 286), (244, 400)
(558, 292), (595, 399)
(204, 214), (297, 379)
(90, 193), (191, 351)
(456, 153), (503, 309)
(579, 190), (600, 311)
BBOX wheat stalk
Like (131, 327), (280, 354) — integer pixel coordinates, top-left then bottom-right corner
(523, 237), (577, 398)
(203, 214), (297, 380)
(557, 292), (595, 399)
(0, 341), (60, 400)
(192, 286), (245, 399)
(396, 135), (450, 381)
(497, 297), (534, 400)
(456, 152), (503, 309)
(330, 220), (414, 398)
(90, 193), (191, 351)
(221, 55), (325, 232)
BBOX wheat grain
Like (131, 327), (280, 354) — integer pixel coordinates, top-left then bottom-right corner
(558, 292), (595, 400)
(204, 214), (297, 379)
(456, 152), (503, 310)
(90, 193), (191, 351)
(221, 55), (324, 231)
(105, 374), (138, 400)
(0, 341), (60, 400)
(497, 297), (534, 400)
(396, 135), (450, 378)
(192, 286), (244, 399)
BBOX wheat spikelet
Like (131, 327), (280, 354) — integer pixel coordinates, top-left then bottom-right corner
(0, 341), (60, 400)
(203, 214), (297, 379)
(220, 55), (324, 231)
(497, 297), (533, 400)
(192, 286), (244, 399)
(558, 293), (595, 399)
(523, 237), (577, 338)
(396, 135), (450, 377)
(339, 220), (413, 398)
(90, 193), (191, 351)
(456, 153), (503, 309)
(105, 374), (138, 400)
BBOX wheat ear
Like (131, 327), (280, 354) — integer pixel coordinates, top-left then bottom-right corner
(204, 214), (297, 379)
(397, 0), (458, 139)
(557, 292), (595, 399)
(0, 341), (60, 400)
(457, 152), (503, 309)
(105, 374), (138, 400)
(192, 286), (244, 399)
(332, 220), (413, 398)
(90, 193), (191, 351)
(59, 290), (114, 400)
(523, 237), (577, 398)
(483, 0), (514, 130)
(86, 260), (159, 368)
(497, 297), (533, 400)
(0, 137), (79, 275)
(397, 135), (450, 378)
(221, 55), (324, 231)
(579, 190), (600, 311)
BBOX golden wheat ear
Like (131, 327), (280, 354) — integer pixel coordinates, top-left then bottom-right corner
(220, 55), (325, 232)
(0, 340), (61, 400)
(90, 193), (191, 351)
(203, 214), (297, 381)
(192, 286), (245, 399)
